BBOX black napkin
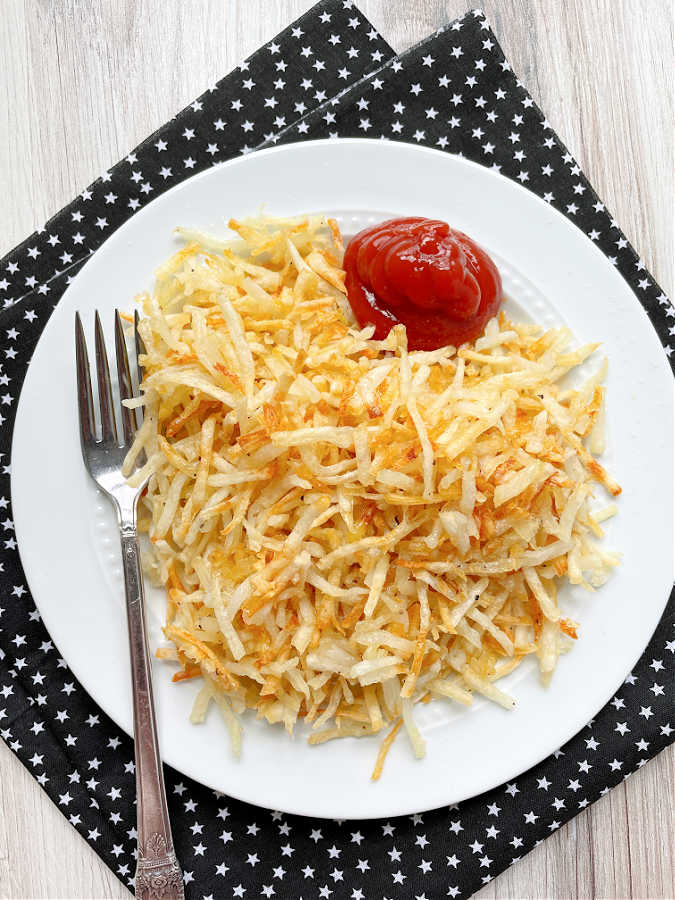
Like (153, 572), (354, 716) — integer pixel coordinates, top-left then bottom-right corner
(1, 5), (672, 900)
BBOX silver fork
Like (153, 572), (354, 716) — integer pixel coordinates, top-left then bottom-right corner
(75, 310), (184, 900)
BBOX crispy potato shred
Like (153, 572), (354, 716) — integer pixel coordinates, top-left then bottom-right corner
(124, 215), (620, 779)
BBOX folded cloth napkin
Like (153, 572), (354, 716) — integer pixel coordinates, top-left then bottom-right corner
(0, 4), (672, 899)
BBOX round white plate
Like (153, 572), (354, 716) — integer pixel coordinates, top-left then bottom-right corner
(12, 139), (673, 819)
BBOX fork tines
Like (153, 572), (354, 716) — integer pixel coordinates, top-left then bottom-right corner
(75, 310), (143, 449)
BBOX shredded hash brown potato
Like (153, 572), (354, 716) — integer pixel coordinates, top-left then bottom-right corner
(124, 214), (620, 778)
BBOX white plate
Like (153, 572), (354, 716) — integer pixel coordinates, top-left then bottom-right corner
(12, 139), (673, 819)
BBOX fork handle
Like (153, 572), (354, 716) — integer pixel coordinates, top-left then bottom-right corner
(120, 523), (184, 900)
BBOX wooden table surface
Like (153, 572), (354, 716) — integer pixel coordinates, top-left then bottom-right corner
(1, 1), (673, 897)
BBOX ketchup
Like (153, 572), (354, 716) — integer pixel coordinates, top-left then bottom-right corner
(343, 217), (502, 351)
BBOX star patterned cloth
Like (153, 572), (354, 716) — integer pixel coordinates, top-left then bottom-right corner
(0, 4), (672, 899)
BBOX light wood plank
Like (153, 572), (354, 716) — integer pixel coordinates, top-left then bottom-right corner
(623, 747), (675, 899)
(0, 743), (130, 900)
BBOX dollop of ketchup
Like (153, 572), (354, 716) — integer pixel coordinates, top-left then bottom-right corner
(343, 217), (502, 351)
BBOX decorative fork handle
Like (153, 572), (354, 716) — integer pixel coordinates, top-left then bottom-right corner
(120, 519), (184, 900)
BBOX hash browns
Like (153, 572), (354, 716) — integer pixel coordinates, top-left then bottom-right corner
(125, 214), (620, 777)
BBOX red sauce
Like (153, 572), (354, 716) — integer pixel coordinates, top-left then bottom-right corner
(343, 217), (502, 351)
